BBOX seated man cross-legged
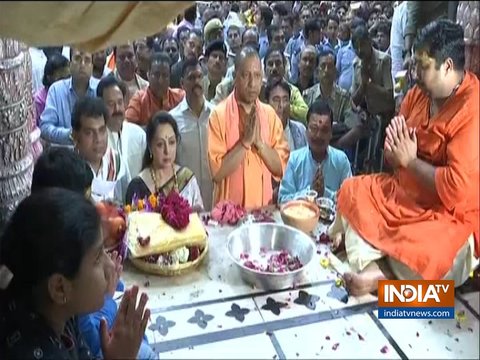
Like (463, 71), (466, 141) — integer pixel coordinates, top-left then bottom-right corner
(278, 99), (352, 203)
(329, 20), (479, 296)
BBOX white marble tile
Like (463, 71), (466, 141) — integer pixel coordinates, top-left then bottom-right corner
(460, 291), (479, 315)
(274, 313), (401, 359)
(373, 298), (480, 359)
(159, 333), (277, 359)
(252, 282), (376, 323)
(122, 219), (346, 310)
(122, 224), (259, 308)
(145, 298), (264, 344)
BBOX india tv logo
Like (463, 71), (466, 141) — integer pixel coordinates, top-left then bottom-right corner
(377, 280), (455, 319)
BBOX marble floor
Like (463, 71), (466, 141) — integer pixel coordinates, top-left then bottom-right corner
(122, 212), (480, 359)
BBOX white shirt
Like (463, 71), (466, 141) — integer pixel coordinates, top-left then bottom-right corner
(390, 1), (408, 81)
(169, 97), (214, 211)
(29, 47), (70, 94)
(107, 121), (146, 178)
(90, 147), (131, 204)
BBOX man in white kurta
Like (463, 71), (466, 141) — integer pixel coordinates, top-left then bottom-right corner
(96, 75), (146, 178)
(90, 146), (131, 204)
(169, 58), (215, 210)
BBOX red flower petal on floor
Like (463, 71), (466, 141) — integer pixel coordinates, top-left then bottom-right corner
(317, 233), (331, 244)
(325, 335), (330, 340)
(346, 331), (351, 336)
(332, 343), (339, 351)
(416, 332), (419, 337)
(380, 346), (388, 354)
(358, 334), (365, 341)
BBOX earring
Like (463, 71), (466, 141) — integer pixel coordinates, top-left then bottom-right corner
(63, 296), (67, 304)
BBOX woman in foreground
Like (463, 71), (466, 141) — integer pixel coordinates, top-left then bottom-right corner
(0, 188), (150, 359)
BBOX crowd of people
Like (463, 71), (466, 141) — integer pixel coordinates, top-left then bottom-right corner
(1, 1), (479, 359)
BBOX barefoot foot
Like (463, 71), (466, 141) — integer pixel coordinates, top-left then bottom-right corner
(344, 265), (386, 296)
(331, 233), (345, 254)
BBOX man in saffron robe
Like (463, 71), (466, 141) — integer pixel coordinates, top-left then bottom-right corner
(329, 20), (479, 296)
(207, 46), (289, 209)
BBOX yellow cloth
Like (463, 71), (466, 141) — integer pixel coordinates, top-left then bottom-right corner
(127, 212), (207, 258)
(0, 1), (193, 52)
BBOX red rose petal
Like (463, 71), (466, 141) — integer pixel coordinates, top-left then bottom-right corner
(416, 332), (419, 337)
(358, 334), (365, 341)
(332, 343), (339, 351)
(380, 346), (388, 354)
(325, 335), (330, 340)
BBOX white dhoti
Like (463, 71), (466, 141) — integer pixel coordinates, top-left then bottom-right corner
(328, 214), (479, 286)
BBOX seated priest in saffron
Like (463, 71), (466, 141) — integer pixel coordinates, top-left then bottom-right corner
(329, 20), (479, 296)
(207, 46), (289, 209)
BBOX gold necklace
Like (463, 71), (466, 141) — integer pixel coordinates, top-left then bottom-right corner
(150, 164), (179, 194)
(150, 167), (160, 193)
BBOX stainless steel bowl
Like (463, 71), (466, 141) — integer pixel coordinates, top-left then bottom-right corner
(227, 223), (316, 290)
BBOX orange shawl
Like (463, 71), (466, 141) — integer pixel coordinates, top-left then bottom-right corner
(337, 72), (479, 279)
(208, 92), (289, 209)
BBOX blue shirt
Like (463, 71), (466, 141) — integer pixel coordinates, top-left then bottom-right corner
(40, 77), (99, 145)
(259, 33), (269, 59)
(278, 145), (352, 203)
(285, 32), (303, 60)
(77, 280), (154, 359)
(336, 40), (357, 92)
(323, 38), (341, 55)
(78, 296), (118, 358)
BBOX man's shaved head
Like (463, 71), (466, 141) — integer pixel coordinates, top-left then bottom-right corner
(234, 46), (261, 74)
(234, 46), (262, 104)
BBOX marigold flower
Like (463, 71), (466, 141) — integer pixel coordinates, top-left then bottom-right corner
(320, 258), (330, 268)
(148, 194), (157, 209)
(137, 199), (144, 211)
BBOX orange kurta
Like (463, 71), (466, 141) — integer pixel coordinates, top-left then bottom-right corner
(337, 72), (480, 280)
(208, 93), (289, 209)
(125, 86), (185, 126)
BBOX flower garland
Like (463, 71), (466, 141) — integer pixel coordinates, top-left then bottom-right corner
(125, 191), (192, 230)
